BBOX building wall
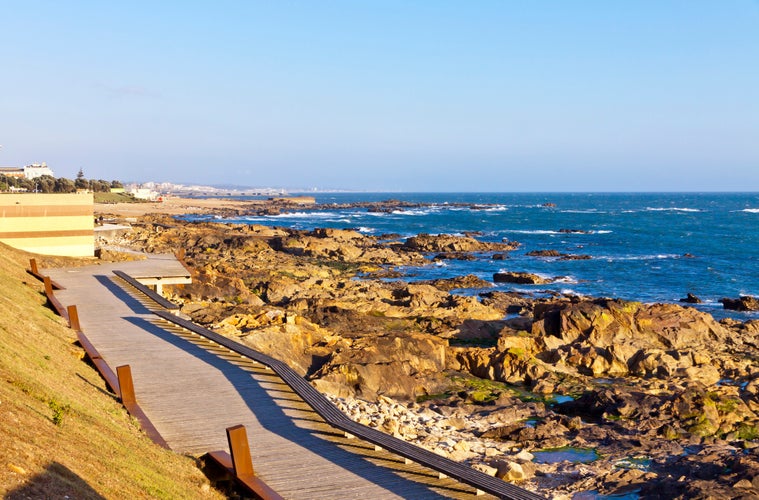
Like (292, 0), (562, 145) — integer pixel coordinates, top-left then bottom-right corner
(0, 193), (94, 256)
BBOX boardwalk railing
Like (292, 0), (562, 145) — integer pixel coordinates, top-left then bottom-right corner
(206, 425), (285, 500)
(28, 258), (64, 290)
(29, 261), (169, 449)
(151, 307), (546, 500)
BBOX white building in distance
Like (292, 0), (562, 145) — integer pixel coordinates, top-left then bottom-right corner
(0, 163), (56, 179)
(24, 163), (55, 179)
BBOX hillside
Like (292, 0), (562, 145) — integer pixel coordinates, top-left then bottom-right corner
(0, 243), (223, 499)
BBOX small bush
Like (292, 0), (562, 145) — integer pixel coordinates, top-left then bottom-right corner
(49, 399), (71, 426)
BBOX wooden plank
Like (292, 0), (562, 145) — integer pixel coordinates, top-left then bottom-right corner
(203, 426), (286, 500)
(117, 364), (171, 449)
(76, 330), (120, 394)
(43, 276), (69, 320)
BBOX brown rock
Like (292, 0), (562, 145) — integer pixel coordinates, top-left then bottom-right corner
(493, 272), (553, 285)
(721, 296), (759, 311)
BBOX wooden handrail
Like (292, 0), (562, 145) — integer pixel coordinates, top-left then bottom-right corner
(27, 258), (64, 290)
(206, 425), (284, 500)
(43, 276), (69, 321)
(153, 309), (545, 500)
(75, 329), (120, 394)
(117, 364), (170, 449)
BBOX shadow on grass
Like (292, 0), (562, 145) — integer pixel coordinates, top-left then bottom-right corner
(5, 462), (106, 500)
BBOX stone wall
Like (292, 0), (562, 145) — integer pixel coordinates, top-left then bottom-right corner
(0, 193), (94, 256)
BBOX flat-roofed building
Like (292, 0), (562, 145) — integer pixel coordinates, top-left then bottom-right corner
(0, 167), (25, 179)
(24, 163), (55, 179)
(0, 192), (94, 256)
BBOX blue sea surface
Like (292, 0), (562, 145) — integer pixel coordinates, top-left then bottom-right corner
(184, 193), (759, 321)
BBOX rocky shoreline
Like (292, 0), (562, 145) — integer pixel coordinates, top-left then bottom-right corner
(97, 200), (759, 499)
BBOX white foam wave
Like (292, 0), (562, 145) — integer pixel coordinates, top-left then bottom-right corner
(267, 211), (335, 219)
(603, 254), (680, 261)
(392, 209), (434, 216)
(554, 276), (578, 284)
(472, 205), (508, 212)
(507, 229), (561, 235)
(645, 207), (701, 213)
(357, 227), (374, 233)
(740, 208), (759, 214)
(507, 229), (610, 235)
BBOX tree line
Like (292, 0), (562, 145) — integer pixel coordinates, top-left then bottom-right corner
(0, 172), (123, 193)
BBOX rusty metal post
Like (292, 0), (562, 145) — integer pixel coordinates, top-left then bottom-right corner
(116, 365), (136, 405)
(226, 424), (254, 477)
(43, 276), (53, 297)
(29, 258), (39, 274)
(67, 305), (81, 331)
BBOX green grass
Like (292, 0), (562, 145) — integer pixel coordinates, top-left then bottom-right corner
(93, 192), (143, 204)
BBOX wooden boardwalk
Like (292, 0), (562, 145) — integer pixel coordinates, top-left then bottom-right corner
(44, 255), (502, 499)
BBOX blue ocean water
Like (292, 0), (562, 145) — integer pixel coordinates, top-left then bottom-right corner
(187, 193), (759, 320)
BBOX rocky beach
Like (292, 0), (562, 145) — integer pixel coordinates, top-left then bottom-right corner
(96, 197), (759, 499)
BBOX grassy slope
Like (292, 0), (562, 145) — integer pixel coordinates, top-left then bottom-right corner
(93, 192), (144, 204)
(0, 244), (223, 499)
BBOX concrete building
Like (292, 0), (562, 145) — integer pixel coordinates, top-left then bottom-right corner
(23, 163), (55, 179)
(0, 192), (94, 256)
(0, 167), (25, 179)
(0, 163), (55, 180)
(129, 187), (161, 201)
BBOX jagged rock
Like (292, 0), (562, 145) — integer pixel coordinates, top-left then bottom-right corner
(493, 272), (553, 285)
(526, 250), (562, 257)
(472, 463), (498, 476)
(680, 293), (702, 304)
(493, 460), (529, 482)
(526, 250), (592, 260)
(403, 233), (519, 253)
(309, 332), (450, 400)
(422, 275), (493, 291)
(721, 296), (759, 311)
(531, 299), (730, 378)
(433, 252), (478, 261)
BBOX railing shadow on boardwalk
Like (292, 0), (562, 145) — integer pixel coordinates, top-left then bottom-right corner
(123, 314), (472, 499)
(93, 274), (156, 315)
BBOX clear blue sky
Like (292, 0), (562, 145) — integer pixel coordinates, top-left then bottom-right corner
(1, 1), (758, 191)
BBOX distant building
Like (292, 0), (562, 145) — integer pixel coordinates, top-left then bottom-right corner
(129, 187), (161, 201)
(0, 163), (55, 180)
(0, 192), (94, 257)
(23, 163), (55, 179)
(0, 167), (25, 179)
